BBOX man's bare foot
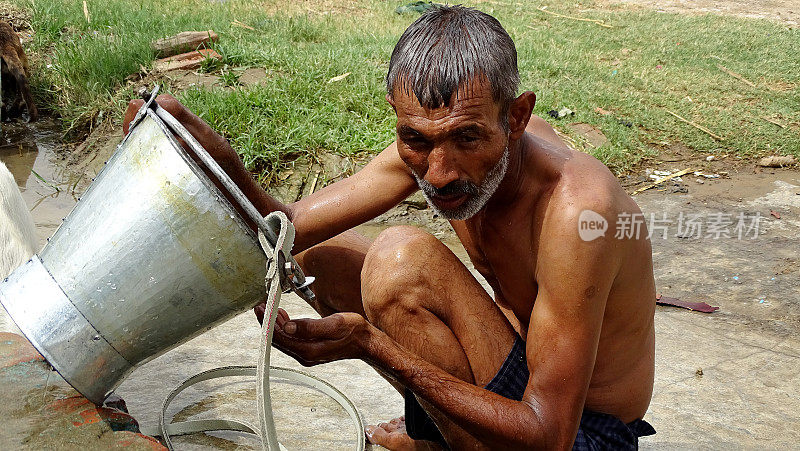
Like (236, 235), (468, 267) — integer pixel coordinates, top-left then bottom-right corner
(365, 416), (442, 451)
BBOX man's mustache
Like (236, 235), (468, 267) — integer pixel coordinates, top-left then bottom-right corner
(420, 179), (479, 198)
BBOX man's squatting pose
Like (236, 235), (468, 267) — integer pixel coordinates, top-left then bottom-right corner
(124, 6), (657, 450)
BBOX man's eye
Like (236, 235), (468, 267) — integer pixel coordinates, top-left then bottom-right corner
(458, 135), (479, 144)
(404, 136), (430, 147)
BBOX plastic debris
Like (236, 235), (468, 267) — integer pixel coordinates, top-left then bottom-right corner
(656, 294), (719, 313)
(693, 171), (720, 178)
(706, 155), (715, 161)
(547, 107), (574, 119)
(632, 168), (693, 195)
(395, 1), (438, 14)
(770, 210), (781, 219)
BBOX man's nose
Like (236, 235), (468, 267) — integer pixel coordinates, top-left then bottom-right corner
(424, 147), (459, 189)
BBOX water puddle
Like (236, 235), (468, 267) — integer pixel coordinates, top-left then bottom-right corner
(0, 121), (87, 248)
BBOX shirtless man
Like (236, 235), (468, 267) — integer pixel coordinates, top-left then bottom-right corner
(125, 5), (656, 449)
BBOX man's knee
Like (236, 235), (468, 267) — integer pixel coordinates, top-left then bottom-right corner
(362, 225), (438, 280)
(361, 226), (440, 321)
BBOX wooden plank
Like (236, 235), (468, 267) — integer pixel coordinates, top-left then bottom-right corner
(152, 30), (218, 59)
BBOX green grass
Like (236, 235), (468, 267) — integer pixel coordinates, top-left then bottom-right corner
(15, 0), (800, 181)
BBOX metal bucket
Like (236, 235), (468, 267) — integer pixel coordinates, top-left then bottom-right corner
(0, 92), (276, 404)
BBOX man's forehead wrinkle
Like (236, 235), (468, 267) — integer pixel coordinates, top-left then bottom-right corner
(393, 74), (494, 114)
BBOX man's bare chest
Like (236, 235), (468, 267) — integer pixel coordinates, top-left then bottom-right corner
(455, 224), (539, 325)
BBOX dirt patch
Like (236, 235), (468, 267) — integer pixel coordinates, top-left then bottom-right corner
(128, 65), (273, 93)
(66, 121), (123, 176)
(603, 0), (800, 25)
(0, 1), (31, 31)
(161, 69), (220, 91)
(238, 67), (270, 87)
(567, 122), (609, 148)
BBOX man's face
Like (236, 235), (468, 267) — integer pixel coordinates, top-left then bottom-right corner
(390, 79), (510, 220)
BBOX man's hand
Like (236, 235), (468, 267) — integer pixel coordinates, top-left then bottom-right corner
(271, 308), (372, 366)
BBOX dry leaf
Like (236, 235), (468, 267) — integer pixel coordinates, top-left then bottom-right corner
(327, 72), (351, 83)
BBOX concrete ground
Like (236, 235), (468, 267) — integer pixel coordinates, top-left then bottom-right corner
(112, 166), (799, 449)
(3, 123), (799, 449)
(0, 332), (166, 450)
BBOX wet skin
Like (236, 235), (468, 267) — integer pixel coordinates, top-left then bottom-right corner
(124, 84), (655, 450)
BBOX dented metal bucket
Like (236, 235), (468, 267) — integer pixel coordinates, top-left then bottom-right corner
(0, 97), (271, 404)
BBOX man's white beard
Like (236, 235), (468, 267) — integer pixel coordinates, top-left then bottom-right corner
(413, 146), (510, 220)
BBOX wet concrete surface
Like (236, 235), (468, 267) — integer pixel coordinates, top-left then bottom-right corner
(113, 168), (800, 449)
(2, 121), (798, 448)
(0, 332), (165, 450)
(637, 169), (800, 449)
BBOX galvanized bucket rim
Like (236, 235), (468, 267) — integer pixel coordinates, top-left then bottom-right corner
(121, 105), (258, 241)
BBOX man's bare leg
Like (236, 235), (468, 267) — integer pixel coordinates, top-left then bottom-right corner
(360, 226), (517, 450)
(293, 230), (372, 316)
(293, 230), (418, 398)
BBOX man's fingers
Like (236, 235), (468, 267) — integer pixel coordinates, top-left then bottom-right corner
(253, 302), (266, 325)
(277, 308), (290, 322)
(365, 424), (389, 445)
(283, 315), (344, 339)
(122, 99), (144, 135)
(275, 308), (289, 329)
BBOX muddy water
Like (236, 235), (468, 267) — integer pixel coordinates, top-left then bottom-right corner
(0, 120), (89, 248)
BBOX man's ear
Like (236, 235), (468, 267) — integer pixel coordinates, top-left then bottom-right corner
(386, 94), (396, 111)
(507, 91), (536, 140)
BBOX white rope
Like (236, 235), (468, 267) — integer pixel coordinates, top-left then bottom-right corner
(140, 211), (365, 450)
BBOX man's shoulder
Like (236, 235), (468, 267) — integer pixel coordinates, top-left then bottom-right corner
(545, 154), (633, 230)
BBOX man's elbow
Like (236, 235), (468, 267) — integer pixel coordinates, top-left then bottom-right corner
(503, 401), (578, 450)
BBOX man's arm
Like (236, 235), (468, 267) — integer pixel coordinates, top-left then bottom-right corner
(274, 204), (621, 448)
(287, 142), (417, 252)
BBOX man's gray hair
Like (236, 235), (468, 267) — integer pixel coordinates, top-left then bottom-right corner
(386, 5), (519, 116)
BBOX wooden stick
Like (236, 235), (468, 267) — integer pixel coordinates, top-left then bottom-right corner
(716, 64), (755, 88)
(762, 116), (786, 129)
(631, 168), (694, 195)
(665, 109), (725, 141)
(308, 170), (321, 194)
(231, 20), (255, 31)
(83, 0), (90, 24)
(537, 7), (613, 28)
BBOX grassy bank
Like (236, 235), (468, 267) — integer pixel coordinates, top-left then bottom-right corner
(16, 0), (800, 181)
